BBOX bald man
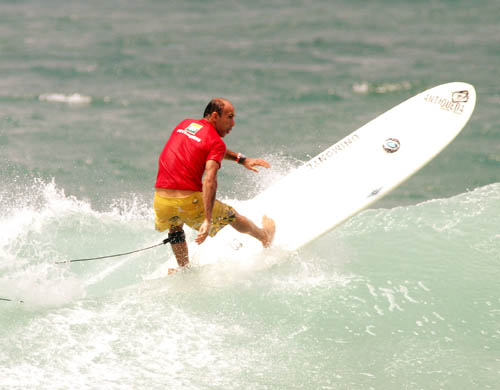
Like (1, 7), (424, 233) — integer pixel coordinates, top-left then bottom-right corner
(154, 98), (275, 268)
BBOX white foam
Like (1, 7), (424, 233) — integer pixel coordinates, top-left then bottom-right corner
(0, 179), (157, 305)
(352, 81), (412, 94)
(0, 179), (93, 245)
(0, 264), (86, 307)
(39, 93), (92, 104)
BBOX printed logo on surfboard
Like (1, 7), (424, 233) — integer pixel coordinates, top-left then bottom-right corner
(382, 138), (400, 153)
(368, 187), (383, 198)
(452, 90), (469, 103)
(306, 134), (360, 170)
(231, 239), (243, 250)
(424, 89), (470, 115)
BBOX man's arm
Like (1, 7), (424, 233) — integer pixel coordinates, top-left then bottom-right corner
(195, 160), (219, 245)
(224, 149), (271, 172)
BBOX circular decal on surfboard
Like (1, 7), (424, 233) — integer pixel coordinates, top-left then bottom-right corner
(383, 138), (400, 153)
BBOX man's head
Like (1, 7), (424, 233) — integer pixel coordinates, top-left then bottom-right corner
(203, 98), (235, 138)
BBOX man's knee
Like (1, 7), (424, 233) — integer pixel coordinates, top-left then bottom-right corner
(230, 211), (254, 233)
(229, 210), (243, 226)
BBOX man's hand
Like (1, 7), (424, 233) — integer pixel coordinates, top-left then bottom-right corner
(242, 158), (271, 173)
(195, 219), (211, 244)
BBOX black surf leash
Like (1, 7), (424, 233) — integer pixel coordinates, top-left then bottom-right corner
(55, 236), (174, 264)
(1, 232), (185, 303)
(0, 297), (24, 303)
(1, 238), (170, 303)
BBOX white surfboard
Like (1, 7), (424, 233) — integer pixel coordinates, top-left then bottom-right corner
(192, 82), (476, 264)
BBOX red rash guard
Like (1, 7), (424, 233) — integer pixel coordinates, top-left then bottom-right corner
(155, 118), (226, 192)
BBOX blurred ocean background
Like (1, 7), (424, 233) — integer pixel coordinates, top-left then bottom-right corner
(1, 0), (499, 389)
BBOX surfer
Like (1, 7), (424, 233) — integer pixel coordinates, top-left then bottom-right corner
(154, 98), (275, 268)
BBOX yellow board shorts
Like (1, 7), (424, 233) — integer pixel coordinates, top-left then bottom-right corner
(154, 192), (236, 237)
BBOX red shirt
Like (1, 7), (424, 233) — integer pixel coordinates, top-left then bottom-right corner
(155, 118), (226, 191)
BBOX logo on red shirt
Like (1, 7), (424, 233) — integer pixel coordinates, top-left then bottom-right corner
(176, 122), (203, 142)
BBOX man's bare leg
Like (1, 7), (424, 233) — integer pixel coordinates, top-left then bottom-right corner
(230, 212), (275, 247)
(169, 225), (189, 268)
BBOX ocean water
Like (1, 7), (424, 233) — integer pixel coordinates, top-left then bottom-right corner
(1, 0), (499, 389)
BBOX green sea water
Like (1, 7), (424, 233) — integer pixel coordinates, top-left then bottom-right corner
(1, 0), (499, 389)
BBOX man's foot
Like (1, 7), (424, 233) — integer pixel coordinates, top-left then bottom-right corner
(168, 265), (191, 275)
(261, 216), (276, 248)
(168, 268), (179, 275)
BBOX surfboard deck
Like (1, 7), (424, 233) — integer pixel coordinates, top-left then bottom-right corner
(191, 82), (476, 265)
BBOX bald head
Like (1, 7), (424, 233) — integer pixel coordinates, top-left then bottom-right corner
(203, 98), (231, 119)
(203, 98), (235, 138)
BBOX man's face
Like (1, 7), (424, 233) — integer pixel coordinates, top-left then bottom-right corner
(214, 103), (235, 137)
